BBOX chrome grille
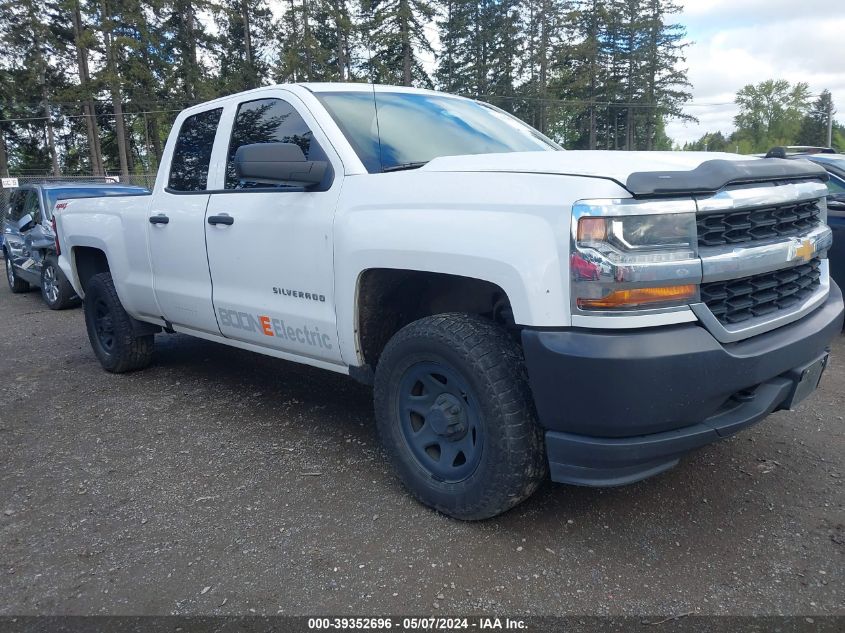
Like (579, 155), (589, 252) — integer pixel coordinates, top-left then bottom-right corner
(697, 200), (822, 247)
(700, 258), (822, 325)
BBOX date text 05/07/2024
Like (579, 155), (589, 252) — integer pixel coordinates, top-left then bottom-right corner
(307, 617), (527, 630)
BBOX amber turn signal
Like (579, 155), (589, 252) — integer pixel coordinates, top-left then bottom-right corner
(577, 285), (697, 310)
(577, 217), (607, 242)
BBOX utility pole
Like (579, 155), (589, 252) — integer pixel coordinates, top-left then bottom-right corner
(827, 99), (834, 148)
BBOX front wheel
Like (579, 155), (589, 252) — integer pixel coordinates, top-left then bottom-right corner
(40, 255), (80, 310)
(374, 313), (546, 520)
(84, 272), (154, 373)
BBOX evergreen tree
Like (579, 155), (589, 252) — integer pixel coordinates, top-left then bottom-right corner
(799, 90), (835, 148)
(0, 0), (705, 171)
(65, 0), (105, 176)
(275, 0), (357, 82)
(312, 0), (358, 80)
(216, 0), (273, 92)
(161, 0), (217, 103)
(638, 0), (692, 149)
(0, 0), (71, 173)
(360, 0), (435, 86)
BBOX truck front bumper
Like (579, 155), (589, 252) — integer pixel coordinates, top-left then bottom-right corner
(521, 281), (844, 487)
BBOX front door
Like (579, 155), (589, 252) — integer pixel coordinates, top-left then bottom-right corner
(147, 107), (225, 335)
(204, 94), (343, 364)
(4, 189), (41, 281)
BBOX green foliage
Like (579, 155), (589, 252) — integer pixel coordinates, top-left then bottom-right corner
(0, 0), (699, 173)
(733, 79), (811, 152)
(520, 0), (693, 149)
(360, 0), (436, 86)
(684, 82), (842, 155)
(215, 0), (273, 92)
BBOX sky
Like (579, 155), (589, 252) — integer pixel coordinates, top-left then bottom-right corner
(667, 0), (845, 146)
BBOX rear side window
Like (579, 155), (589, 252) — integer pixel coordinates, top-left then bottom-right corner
(827, 176), (845, 194)
(7, 190), (26, 222)
(7, 190), (38, 224)
(225, 98), (314, 189)
(168, 108), (223, 192)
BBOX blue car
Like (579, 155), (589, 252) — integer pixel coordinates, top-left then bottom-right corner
(3, 181), (149, 308)
(765, 148), (845, 291)
(799, 154), (845, 291)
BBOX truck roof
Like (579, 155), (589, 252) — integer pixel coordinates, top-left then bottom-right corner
(178, 82), (471, 115)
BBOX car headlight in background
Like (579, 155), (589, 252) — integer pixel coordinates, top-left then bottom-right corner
(571, 199), (702, 312)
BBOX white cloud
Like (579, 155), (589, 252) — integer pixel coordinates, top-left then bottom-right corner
(666, 1), (845, 146)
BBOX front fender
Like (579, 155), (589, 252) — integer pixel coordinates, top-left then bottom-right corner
(333, 170), (631, 365)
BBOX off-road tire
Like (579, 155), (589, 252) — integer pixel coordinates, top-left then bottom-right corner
(374, 313), (547, 520)
(5, 249), (30, 293)
(84, 272), (154, 373)
(40, 255), (80, 310)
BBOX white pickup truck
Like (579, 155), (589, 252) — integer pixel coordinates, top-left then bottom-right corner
(55, 83), (844, 519)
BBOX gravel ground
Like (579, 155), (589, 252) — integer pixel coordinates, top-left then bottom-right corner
(0, 286), (842, 617)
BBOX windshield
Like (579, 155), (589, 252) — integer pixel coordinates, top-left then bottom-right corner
(317, 90), (559, 173)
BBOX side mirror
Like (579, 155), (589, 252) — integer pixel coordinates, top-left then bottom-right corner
(234, 142), (328, 187)
(17, 213), (35, 232)
(828, 195), (845, 211)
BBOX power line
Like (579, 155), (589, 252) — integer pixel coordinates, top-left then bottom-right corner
(0, 108), (183, 124)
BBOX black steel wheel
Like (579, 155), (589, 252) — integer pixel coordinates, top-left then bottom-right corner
(374, 313), (546, 520)
(398, 361), (484, 483)
(83, 272), (154, 373)
(92, 297), (116, 352)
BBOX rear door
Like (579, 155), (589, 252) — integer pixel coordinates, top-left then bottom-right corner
(203, 92), (344, 364)
(147, 107), (225, 334)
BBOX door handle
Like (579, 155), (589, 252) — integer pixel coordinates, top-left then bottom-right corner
(208, 215), (234, 226)
(149, 215), (169, 225)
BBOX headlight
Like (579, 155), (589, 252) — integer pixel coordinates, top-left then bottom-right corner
(577, 213), (696, 258)
(571, 200), (702, 312)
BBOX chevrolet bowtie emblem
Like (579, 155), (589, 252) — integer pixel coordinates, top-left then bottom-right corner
(794, 239), (814, 263)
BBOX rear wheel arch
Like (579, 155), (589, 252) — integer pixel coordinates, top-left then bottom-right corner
(72, 246), (111, 294)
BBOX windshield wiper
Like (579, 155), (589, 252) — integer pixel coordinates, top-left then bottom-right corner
(381, 161), (428, 173)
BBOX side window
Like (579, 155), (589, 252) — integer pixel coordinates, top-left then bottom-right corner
(24, 191), (41, 225)
(225, 98), (315, 189)
(168, 108), (223, 192)
(7, 190), (25, 222)
(826, 176), (845, 194)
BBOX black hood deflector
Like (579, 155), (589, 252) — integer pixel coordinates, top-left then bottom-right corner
(626, 158), (828, 198)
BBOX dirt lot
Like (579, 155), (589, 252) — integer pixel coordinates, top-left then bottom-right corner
(0, 287), (843, 617)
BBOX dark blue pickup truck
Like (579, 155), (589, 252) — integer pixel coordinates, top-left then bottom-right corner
(800, 155), (845, 289)
(765, 149), (845, 292)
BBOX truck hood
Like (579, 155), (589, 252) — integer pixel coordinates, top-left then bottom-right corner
(422, 150), (829, 197)
(423, 150), (748, 186)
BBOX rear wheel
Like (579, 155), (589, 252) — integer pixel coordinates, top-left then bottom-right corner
(84, 272), (154, 373)
(40, 256), (79, 310)
(5, 250), (30, 293)
(374, 313), (546, 520)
